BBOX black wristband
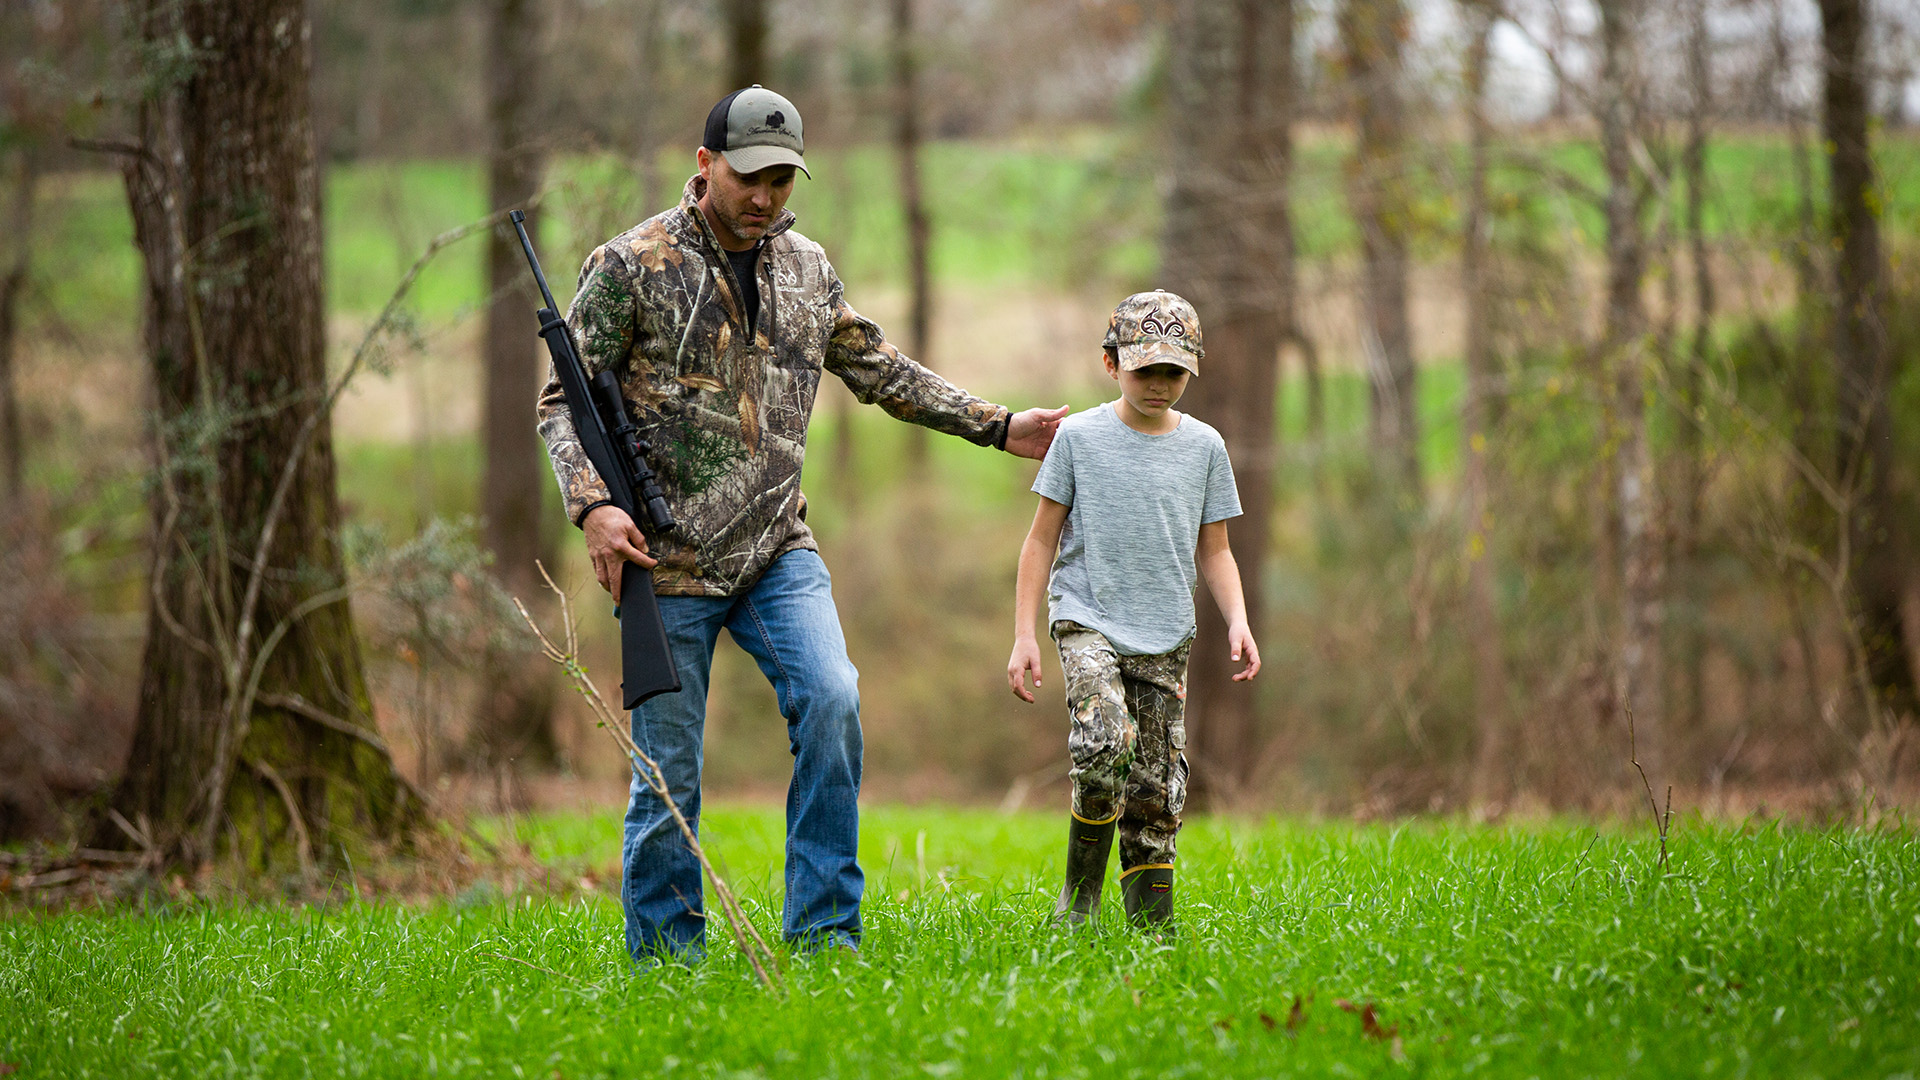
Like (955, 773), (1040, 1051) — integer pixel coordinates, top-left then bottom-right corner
(575, 499), (615, 529)
(993, 416), (1010, 452)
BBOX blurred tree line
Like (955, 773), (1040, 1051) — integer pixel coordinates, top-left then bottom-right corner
(309, 0), (1153, 162)
(0, 0), (1916, 873)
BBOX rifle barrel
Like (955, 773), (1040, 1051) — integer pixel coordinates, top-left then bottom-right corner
(509, 209), (563, 315)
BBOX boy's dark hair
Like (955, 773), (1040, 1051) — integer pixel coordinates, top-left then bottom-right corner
(1103, 345), (1119, 366)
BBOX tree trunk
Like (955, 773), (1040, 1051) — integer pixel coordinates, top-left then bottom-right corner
(1598, 0), (1664, 768)
(893, 0), (933, 466)
(1782, 0), (1823, 482)
(1461, 2), (1510, 804)
(631, 0), (665, 215)
(476, 0), (559, 778)
(352, 1), (391, 156)
(0, 151), (34, 501)
(1821, 0), (1917, 721)
(1340, 0), (1419, 495)
(1674, 0), (1713, 737)
(726, 0), (768, 91)
(111, 0), (418, 868)
(1546, 1), (1573, 124)
(827, 167), (861, 504)
(1160, 0), (1292, 805)
(1296, 324), (1324, 441)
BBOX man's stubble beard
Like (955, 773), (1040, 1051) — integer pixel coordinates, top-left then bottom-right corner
(710, 195), (767, 248)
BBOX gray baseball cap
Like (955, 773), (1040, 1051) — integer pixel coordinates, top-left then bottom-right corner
(702, 85), (809, 178)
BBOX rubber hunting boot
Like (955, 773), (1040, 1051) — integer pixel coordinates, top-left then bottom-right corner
(1053, 813), (1117, 926)
(1121, 865), (1174, 928)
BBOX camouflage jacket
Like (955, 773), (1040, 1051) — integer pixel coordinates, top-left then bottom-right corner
(537, 175), (1011, 596)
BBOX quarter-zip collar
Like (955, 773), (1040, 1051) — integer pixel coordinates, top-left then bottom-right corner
(681, 173), (795, 339)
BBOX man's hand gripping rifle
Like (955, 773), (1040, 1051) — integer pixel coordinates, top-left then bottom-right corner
(511, 209), (681, 708)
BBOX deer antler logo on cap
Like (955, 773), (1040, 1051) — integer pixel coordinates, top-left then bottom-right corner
(1139, 315), (1186, 339)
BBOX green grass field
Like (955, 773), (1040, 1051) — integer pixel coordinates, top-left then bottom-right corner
(5, 807), (1917, 1078)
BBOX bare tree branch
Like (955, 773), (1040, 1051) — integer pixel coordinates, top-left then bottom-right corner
(515, 562), (784, 992)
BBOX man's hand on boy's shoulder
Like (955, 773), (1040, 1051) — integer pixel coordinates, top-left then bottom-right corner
(1003, 405), (1071, 460)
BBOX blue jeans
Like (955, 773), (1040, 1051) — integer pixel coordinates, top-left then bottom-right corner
(620, 548), (864, 962)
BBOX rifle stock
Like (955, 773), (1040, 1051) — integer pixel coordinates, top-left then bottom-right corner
(513, 210), (681, 709)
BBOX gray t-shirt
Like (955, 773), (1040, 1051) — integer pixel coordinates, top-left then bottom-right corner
(1031, 402), (1242, 656)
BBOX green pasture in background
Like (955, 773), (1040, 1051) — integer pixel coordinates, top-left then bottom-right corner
(4, 808), (1916, 1078)
(32, 132), (1920, 337)
(331, 360), (1469, 544)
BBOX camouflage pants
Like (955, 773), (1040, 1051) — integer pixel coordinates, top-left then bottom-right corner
(1053, 621), (1191, 870)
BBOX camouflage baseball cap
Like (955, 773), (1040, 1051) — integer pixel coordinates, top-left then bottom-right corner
(1102, 290), (1204, 375)
(702, 85), (810, 179)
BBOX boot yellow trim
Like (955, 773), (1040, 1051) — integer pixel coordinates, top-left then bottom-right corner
(1119, 863), (1175, 880)
(1071, 809), (1120, 826)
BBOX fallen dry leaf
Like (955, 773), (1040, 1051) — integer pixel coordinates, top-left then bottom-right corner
(1286, 995), (1308, 1033)
(1258, 1012), (1276, 1031)
(1359, 1003), (1399, 1041)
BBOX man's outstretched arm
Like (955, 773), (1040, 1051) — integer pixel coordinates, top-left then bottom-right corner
(822, 272), (1068, 457)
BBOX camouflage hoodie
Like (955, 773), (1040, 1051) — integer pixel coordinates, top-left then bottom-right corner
(537, 175), (1011, 596)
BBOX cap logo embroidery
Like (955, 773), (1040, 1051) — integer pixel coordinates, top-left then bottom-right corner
(1139, 315), (1185, 339)
(745, 110), (790, 136)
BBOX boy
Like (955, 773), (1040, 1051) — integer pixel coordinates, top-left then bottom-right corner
(1006, 290), (1260, 927)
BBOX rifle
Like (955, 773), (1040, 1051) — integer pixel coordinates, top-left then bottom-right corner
(511, 209), (681, 708)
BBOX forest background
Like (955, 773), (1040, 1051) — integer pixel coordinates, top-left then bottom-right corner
(2, 0), (1919, 864)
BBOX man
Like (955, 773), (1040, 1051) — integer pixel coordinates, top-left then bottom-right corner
(536, 85), (1067, 963)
